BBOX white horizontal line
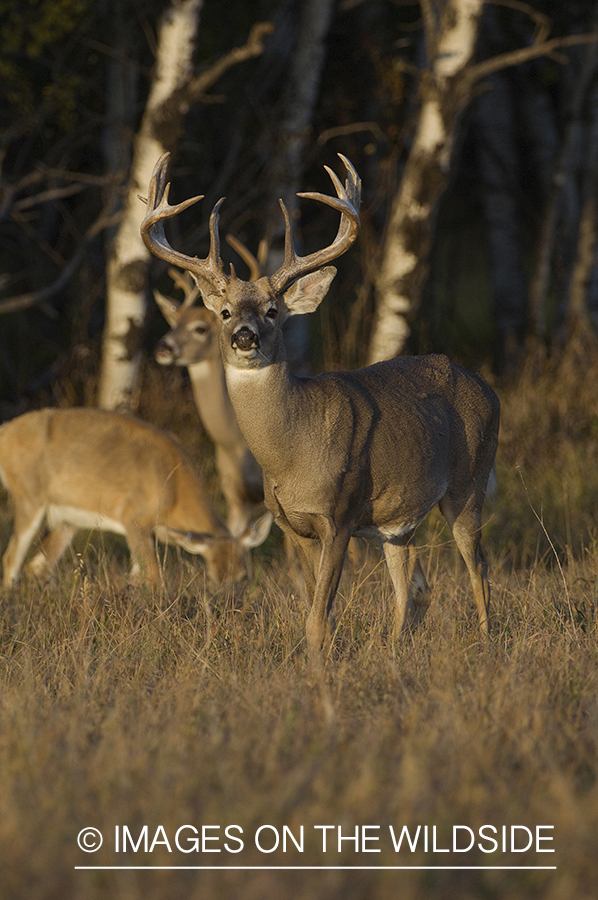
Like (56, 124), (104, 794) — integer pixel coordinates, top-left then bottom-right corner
(75, 866), (557, 871)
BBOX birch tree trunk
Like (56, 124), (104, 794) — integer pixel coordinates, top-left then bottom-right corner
(367, 0), (484, 364)
(98, 0), (203, 410)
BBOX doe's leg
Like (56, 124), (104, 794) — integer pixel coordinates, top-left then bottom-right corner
(27, 523), (78, 578)
(2, 506), (45, 587)
(280, 529), (318, 603)
(125, 524), (159, 584)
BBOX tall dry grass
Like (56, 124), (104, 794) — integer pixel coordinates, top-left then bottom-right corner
(0, 350), (597, 899)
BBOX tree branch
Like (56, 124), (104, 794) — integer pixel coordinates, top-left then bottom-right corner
(0, 206), (122, 316)
(185, 21), (275, 103)
(490, 0), (552, 44)
(466, 32), (598, 90)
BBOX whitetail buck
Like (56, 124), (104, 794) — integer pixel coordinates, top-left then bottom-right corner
(141, 152), (500, 661)
(0, 407), (272, 588)
(153, 264), (264, 538)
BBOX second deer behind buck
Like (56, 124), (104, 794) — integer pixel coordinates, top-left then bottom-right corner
(141, 152), (500, 662)
(154, 265), (264, 538)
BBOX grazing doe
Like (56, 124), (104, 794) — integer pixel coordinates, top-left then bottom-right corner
(154, 266), (264, 538)
(141, 152), (500, 661)
(0, 407), (272, 588)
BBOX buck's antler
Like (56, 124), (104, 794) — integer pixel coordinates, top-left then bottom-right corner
(141, 151), (360, 297)
(269, 154), (361, 294)
(140, 152), (228, 299)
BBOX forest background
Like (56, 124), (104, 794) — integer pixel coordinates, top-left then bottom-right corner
(2, 0), (598, 404)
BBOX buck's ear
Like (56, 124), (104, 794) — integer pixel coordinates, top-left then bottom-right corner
(192, 275), (225, 314)
(282, 266), (337, 316)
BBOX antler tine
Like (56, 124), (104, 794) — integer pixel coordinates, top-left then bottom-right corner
(226, 234), (262, 281)
(140, 152), (228, 298)
(208, 199), (225, 278)
(338, 154), (361, 209)
(257, 237), (269, 271)
(167, 267), (201, 307)
(269, 154), (361, 294)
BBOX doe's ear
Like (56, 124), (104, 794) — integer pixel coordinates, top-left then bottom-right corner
(153, 290), (180, 327)
(240, 511), (274, 549)
(282, 266), (337, 316)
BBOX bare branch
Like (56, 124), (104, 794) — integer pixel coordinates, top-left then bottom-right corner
(490, 0), (552, 44)
(0, 170), (44, 224)
(466, 32), (598, 89)
(0, 206), (122, 316)
(34, 164), (124, 188)
(0, 167), (122, 225)
(317, 121), (386, 146)
(13, 182), (85, 212)
(185, 21), (275, 103)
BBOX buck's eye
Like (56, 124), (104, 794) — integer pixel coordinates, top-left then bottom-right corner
(221, 309), (231, 320)
(266, 307), (277, 320)
(192, 324), (207, 335)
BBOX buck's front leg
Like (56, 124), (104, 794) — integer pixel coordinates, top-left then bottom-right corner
(304, 525), (351, 664)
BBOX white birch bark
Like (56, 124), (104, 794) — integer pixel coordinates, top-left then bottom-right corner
(367, 0), (484, 364)
(98, 0), (203, 410)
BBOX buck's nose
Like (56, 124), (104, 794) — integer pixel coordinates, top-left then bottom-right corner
(231, 327), (259, 351)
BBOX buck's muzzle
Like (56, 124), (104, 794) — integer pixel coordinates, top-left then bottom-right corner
(231, 327), (259, 351)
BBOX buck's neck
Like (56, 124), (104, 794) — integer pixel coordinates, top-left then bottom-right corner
(224, 358), (308, 475)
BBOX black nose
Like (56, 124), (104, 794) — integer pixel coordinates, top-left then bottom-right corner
(155, 338), (175, 361)
(231, 327), (259, 351)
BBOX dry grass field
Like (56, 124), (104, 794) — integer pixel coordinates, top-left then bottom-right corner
(1, 347), (597, 900)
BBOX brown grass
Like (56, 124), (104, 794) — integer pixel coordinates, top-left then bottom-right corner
(0, 354), (597, 899)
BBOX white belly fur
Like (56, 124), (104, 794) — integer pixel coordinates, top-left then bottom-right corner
(47, 504), (127, 536)
(357, 520), (422, 542)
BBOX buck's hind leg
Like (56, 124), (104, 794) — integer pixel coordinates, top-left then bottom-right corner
(383, 539), (431, 634)
(440, 496), (490, 635)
